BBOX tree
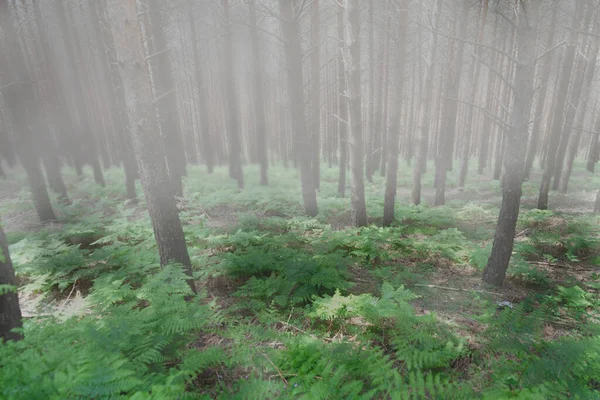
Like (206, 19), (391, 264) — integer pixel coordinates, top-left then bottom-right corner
(0, 2), (56, 223)
(109, 0), (195, 292)
(412, 0), (442, 205)
(91, 0), (138, 201)
(222, 0), (244, 189)
(0, 216), (22, 342)
(278, 0), (318, 217)
(344, 0), (367, 227)
(434, 0), (469, 206)
(537, 3), (583, 210)
(248, 0), (268, 186)
(337, 5), (349, 199)
(483, 1), (537, 287)
(310, 0), (321, 190)
(55, 0), (106, 187)
(383, 0), (409, 226)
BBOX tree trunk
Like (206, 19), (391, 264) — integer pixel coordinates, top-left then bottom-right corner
(344, 0), (367, 227)
(144, 0), (188, 196)
(524, 5), (558, 179)
(278, 0), (318, 217)
(434, 1), (468, 206)
(310, 0), (321, 190)
(383, 0), (408, 226)
(559, 32), (600, 193)
(55, 0), (105, 187)
(537, 4), (582, 210)
(588, 133), (599, 172)
(249, 0), (268, 186)
(188, 4), (215, 175)
(459, 0), (488, 188)
(337, 6), (348, 198)
(109, 0), (195, 292)
(0, 216), (22, 342)
(595, 188), (600, 213)
(412, 0), (442, 205)
(483, 2), (537, 287)
(221, 0), (244, 188)
(91, 0), (138, 201)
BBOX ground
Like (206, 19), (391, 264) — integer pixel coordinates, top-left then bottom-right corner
(0, 160), (599, 398)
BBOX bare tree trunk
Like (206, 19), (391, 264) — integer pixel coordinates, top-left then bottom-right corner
(278, 0), (318, 216)
(0, 215), (22, 342)
(55, 0), (105, 187)
(310, 0), (321, 190)
(459, 0), (488, 187)
(92, 0), (138, 201)
(537, 4), (582, 210)
(559, 31), (600, 193)
(524, 4), (558, 179)
(109, 0), (195, 292)
(337, 6), (348, 198)
(483, 2), (537, 287)
(595, 188), (600, 213)
(412, 0), (442, 205)
(248, 0), (268, 186)
(588, 133), (599, 173)
(221, 0), (244, 188)
(434, 0), (468, 206)
(383, 0), (408, 226)
(344, 0), (367, 227)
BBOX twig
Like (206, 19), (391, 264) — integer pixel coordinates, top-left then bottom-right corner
(262, 353), (288, 385)
(412, 284), (503, 296)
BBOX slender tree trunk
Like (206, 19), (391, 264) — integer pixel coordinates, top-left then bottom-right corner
(483, 2), (537, 287)
(248, 0), (268, 186)
(310, 0), (321, 190)
(55, 0), (105, 187)
(366, 0), (375, 184)
(110, 0), (195, 292)
(92, 0), (138, 201)
(559, 33), (600, 193)
(459, 0), (488, 188)
(0, 215), (22, 342)
(344, 0), (367, 227)
(337, 6), (348, 198)
(412, 0), (442, 205)
(434, 1), (468, 206)
(221, 0), (244, 188)
(595, 188), (600, 213)
(524, 5), (558, 179)
(537, 4), (582, 210)
(278, 0), (318, 216)
(588, 133), (599, 172)
(383, 0), (408, 226)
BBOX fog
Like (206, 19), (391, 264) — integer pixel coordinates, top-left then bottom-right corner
(0, 0), (599, 281)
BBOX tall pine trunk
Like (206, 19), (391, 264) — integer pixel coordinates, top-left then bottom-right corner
(483, 2), (537, 287)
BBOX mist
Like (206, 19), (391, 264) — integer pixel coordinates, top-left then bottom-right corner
(1, 0), (600, 397)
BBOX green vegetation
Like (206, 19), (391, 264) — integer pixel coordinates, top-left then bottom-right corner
(1, 165), (599, 399)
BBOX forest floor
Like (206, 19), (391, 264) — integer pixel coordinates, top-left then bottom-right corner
(1, 160), (599, 398)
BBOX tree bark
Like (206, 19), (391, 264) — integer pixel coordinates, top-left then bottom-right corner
(383, 0), (408, 226)
(434, 1), (468, 206)
(524, 5), (558, 179)
(537, 4), (582, 210)
(559, 32), (600, 193)
(483, 2), (537, 287)
(337, 6), (348, 198)
(310, 0), (321, 190)
(0, 215), (22, 342)
(249, 0), (268, 186)
(109, 0), (195, 292)
(278, 0), (318, 217)
(221, 0), (244, 189)
(412, 0), (442, 205)
(344, 0), (367, 227)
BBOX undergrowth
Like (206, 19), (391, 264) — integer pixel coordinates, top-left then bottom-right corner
(1, 165), (599, 399)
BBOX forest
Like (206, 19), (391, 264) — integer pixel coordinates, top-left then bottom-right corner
(0, 0), (599, 398)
